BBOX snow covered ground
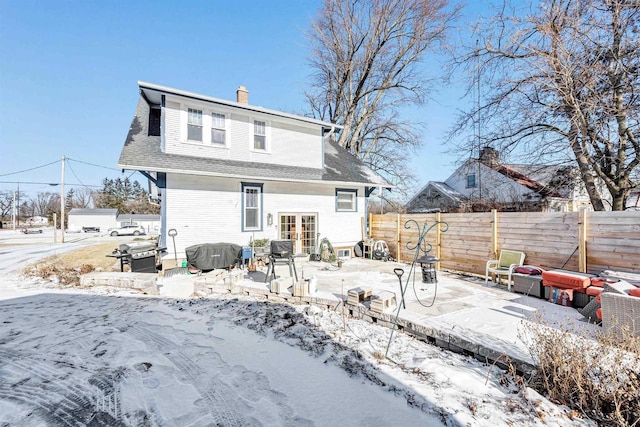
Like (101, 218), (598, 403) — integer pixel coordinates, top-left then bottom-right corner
(0, 236), (595, 426)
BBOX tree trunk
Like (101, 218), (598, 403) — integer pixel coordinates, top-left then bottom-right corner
(568, 127), (606, 211)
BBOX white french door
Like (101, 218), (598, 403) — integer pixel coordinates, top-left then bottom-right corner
(279, 213), (317, 254)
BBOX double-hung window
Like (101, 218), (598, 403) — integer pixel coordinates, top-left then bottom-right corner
(211, 112), (226, 145)
(254, 120), (266, 150)
(242, 183), (263, 231)
(187, 108), (203, 141)
(336, 189), (357, 212)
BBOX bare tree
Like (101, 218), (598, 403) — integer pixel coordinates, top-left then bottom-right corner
(306, 0), (458, 195)
(33, 192), (60, 217)
(451, 0), (640, 210)
(72, 188), (93, 208)
(0, 191), (14, 220)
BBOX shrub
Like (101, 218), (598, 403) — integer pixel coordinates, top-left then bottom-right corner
(524, 321), (640, 425)
(250, 238), (270, 248)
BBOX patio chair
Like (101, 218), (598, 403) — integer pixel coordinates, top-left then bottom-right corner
(485, 250), (526, 291)
(599, 281), (640, 337)
(264, 240), (298, 283)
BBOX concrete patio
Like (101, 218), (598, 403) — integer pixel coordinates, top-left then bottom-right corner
(134, 256), (597, 374)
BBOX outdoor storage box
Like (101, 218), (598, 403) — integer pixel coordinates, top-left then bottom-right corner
(512, 273), (544, 298)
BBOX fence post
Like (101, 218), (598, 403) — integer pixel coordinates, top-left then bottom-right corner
(396, 213), (401, 262)
(491, 209), (498, 259)
(436, 212), (442, 270)
(578, 208), (588, 273)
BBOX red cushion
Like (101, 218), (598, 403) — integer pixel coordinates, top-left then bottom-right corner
(596, 308), (602, 320)
(542, 271), (591, 289)
(590, 278), (618, 288)
(586, 286), (603, 297)
(629, 288), (640, 298)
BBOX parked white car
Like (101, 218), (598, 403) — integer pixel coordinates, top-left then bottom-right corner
(108, 225), (146, 237)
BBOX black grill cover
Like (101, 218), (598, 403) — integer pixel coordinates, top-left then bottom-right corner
(185, 243), (242, 271)
(270, 240), (293, 258)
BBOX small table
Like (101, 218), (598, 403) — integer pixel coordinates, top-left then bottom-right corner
(416, 255), (439, 284)
(362, 240), (374, 259)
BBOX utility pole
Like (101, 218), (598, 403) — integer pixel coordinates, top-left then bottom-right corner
(12, 189), (16, 231)
(61, 155), (65, 243)
(16, 182), (20, 227)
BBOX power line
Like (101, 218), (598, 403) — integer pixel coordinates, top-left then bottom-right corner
(66, 160), (93, 191)
(0, 181), (101, 188)
(67, 157), (120, 171)
(0, 159), (61, 177)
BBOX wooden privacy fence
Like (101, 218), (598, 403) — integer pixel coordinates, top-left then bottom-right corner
(369, 210), (640, 276)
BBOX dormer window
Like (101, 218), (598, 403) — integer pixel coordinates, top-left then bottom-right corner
(148, 107), (161, 136)
(254, 120), (266, 150)
(188, 108), (203, 141)
(211, 113), (226, 145)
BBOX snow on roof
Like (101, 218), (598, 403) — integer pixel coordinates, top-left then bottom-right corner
(68, 208), (118, 216)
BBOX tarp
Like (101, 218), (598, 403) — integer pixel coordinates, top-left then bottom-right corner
(185, 243), (242, 271)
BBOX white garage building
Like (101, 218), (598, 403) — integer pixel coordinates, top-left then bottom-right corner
(67, 209), (118, 233)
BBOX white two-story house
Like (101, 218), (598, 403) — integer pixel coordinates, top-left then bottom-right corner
(117, 82), (389, 259)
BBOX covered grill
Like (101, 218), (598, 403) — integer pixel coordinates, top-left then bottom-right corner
(186, 243), (242, 271)
(110, 241), (160, 273)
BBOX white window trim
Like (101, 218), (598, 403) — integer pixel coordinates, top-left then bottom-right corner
(210, 111), (228, 147)
(187, 108), (203, 142)
(250, 118), (270, 153)
(242, 183), (263, 231)
(336, 188), (357, 212)
(182, 104), (232, 148)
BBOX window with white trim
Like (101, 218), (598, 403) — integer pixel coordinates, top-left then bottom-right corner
(336, 189), (357, 212)
(242, 183), (263, 231)
(211, 112), (226, 145)
(254, 120), (266, 150)
(187, 108), (203, 141)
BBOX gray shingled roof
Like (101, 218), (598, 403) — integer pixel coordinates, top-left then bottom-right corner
(118, 88), (390, 187)
(406, 181), (467, 208)
(117, 214), (160, 221)
(68, 208), (118, 216)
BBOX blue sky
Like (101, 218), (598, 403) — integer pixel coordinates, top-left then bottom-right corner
(0, 0), (487, 201)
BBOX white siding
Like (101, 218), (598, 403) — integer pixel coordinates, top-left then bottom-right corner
(162, 95), (323, 169)
(163, 173), (365, 257)
(446, 162), (536, 203)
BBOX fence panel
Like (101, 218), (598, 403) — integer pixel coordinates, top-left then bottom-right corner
(587, 211), (640, 273)
(370, 210), (640, 276)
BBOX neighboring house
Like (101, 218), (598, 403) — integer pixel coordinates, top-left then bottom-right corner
(117, 214), (161, 234)
(25, 216), (48, 226)
(67, 208), (118, 232)
(407, 147), (608, 213)
(117, 82), (389, 258)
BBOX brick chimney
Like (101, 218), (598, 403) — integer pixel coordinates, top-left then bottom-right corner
(236, 86), (249, 104)
(479, 147), (499, 166)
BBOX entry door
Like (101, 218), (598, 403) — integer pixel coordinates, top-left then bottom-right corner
(279, 213), (317, 254)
